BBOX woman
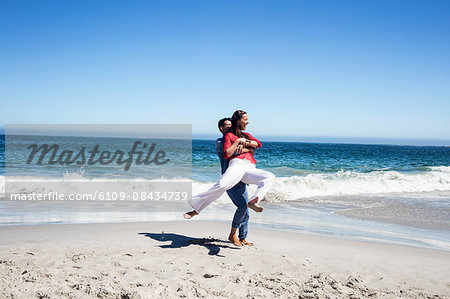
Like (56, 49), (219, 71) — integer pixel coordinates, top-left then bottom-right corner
(187, 110), (275, 215)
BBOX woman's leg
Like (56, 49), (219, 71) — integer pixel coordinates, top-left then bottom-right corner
(241, 168), (275, 204)
(187, 159), (246, 213)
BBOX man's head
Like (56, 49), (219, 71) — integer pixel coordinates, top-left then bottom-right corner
(218, 117), (232, 135)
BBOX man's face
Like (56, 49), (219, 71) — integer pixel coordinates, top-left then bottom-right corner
(220, 120), (232, 134)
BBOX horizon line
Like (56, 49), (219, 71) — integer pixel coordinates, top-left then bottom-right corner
(0, 131), (449, 146)
(192, 134), (450, 147)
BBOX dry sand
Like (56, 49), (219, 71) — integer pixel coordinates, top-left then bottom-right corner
(0, 221), (449, 298)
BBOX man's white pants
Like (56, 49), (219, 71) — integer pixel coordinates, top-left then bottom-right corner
(188, 158), (275, 213)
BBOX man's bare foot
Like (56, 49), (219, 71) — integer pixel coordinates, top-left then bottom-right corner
(247, 202), (263, 212)
(183, 210), (198, 219)
(240, 239), (254, 246)
(228, 234), (243, 247)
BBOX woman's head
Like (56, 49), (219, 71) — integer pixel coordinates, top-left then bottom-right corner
(231, 110), (249, 138)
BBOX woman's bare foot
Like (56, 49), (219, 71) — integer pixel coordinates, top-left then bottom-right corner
(248, 196), (259, 205)
(228, 234), (243, 246)
(247, 202), (263, 212)
(247, 196), (263, 212)
(183, 210), (198, 219)
(240, 239), (254, 246)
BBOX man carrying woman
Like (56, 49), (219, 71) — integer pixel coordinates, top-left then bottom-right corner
(184, 110), (275, 246)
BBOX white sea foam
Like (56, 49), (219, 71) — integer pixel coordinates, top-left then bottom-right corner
(1, 166), (450, 202)
(259, 166), (450, 202)
(1, 174), (191, 201)
(194, 166), (450, 202)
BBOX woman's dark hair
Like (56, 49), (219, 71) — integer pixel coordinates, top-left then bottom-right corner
(231, 110), (250, 139)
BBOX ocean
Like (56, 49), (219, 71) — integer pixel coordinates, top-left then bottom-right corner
(1, 135), (450, 250)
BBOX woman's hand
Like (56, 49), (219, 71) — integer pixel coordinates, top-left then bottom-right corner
(237, 138), (247, 144)
(226, 137), (248, 157)
(243, 139), (258, 148)
(226, 137), (258, 158)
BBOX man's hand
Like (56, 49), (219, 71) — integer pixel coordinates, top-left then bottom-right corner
(233, 144), (256, 156)
(236, 144), (244, 154)
(238, 147), (255, 155)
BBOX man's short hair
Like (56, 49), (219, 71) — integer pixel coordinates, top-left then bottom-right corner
(218, 117), (231, 129)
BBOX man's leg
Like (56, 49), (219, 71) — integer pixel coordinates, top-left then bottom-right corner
(227, 182), (252, 245)
(239, 208), (250, 243)
(228, 226), (241, 246)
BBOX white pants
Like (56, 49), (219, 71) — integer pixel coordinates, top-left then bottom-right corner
(188, 158), (275, 213)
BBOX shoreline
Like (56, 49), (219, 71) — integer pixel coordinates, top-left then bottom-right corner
(0, 221), (449, 298)
(2, 198), (450, 252)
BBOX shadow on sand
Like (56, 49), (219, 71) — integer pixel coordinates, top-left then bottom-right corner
(139, 232), (239, 257)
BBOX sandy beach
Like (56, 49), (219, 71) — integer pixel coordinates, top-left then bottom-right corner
(0, 221), (449, 298)
(2, 0), (450, 298)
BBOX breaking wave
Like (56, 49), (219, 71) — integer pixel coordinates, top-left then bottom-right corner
(1, 166), (450, 202)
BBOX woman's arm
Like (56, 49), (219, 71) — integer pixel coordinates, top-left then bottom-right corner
(225, 138), (246, 158)
(244, 133), (262, 148)
(243, 140), (259, 148)
(223, 133), (246, 159)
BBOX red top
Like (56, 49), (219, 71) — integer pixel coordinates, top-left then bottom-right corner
(223, 132), (262, 164)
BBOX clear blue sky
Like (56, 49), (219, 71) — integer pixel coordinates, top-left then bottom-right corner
(1, 1), (449, 145)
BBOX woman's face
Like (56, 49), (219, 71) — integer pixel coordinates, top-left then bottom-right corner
(239, 114), (249, 130)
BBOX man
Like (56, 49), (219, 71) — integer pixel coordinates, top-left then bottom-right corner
(184, 117), (254, 246)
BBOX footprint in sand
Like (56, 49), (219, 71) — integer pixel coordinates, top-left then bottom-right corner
(71, 253), (89, 263)
(0, 260), (14, 266)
